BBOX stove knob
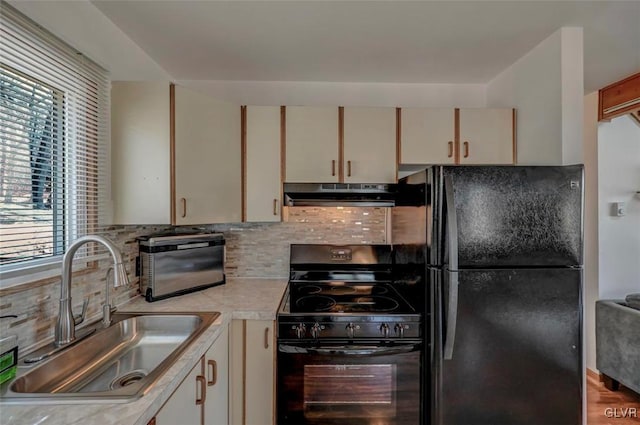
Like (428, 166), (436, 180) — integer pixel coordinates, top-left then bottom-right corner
(380, 323), (390, 338)
(295, 323), (307, 339)
(346, 323), (356, 339)
(394, 323), (405, 338)
(311, 323), (321, 339)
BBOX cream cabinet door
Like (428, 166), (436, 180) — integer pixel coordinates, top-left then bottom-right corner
(246, 106), (281, 222)
(400, 108), (455, 165)
(204, 326), (229, 425)
(285, 106), (339, 182)
(458, 108), (514, 165)
(111, 82), (171, 225)
(155, 358), (203, 425)
(245, 320), (275, 425)
(229, 320), (275, 425)
(343, 107), (397, 183)
(174, 86), (241, 224)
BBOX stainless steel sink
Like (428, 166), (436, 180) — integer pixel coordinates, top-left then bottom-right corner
(0, 311), (219, 404)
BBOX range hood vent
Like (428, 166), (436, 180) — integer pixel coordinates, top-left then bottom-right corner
(283, 183), (397, 207)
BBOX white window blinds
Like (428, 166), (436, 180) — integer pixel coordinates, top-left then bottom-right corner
(0, 3), (110, 269)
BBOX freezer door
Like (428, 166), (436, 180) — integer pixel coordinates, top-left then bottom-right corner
(435, 268), (583, 425)
(443, 165), (584, 268)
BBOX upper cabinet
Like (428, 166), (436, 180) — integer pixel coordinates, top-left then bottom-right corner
(285, 106), (339, 182)
(342, 107), (397, 183)
(174, 85), (241, 225)
(399, 108), (515, 166)
(111, 82), (171, 224)
(285, 106), (396, 183)
(400, 108), (455, 165)
(458, 108), (514, 165)
(244, 106), (282, 222)
(111, 83), (241, 225)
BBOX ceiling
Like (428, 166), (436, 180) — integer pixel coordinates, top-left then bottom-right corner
(71, 1), (640, 91)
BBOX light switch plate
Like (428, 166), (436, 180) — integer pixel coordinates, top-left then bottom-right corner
(613, 202), (626, 217)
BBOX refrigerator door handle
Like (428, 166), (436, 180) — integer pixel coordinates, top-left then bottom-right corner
(444, 175), (458, 270)
(443, 175), (459, 360)
(443, 272), (459, 360)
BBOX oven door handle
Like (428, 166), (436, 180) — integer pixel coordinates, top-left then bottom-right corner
(278, 343), (421, 356)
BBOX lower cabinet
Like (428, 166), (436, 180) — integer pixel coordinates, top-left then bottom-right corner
(153, 324), (229, 425)
(155, 359), (203, 425)
(230, 319), (276, 425)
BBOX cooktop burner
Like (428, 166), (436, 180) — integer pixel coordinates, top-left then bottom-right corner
(288, 282), (412, 314)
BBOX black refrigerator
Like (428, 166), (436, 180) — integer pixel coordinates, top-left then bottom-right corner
(393, 165), (584, 425)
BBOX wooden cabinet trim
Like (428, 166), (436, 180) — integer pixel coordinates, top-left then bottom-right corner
(241, 105), (247, 222)
(338, 106), (345, 182)
(599, 72), (640, 121)
(454, 108), (460, 164)
(396, 108), (401, 181)
(280, 106), (286, 222)
(512, 109), (517, 164)
(242, 320), (247, 425)
(169, 83), (176, 225)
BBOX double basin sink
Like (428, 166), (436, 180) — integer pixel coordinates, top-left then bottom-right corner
(0, 311), (219, 404)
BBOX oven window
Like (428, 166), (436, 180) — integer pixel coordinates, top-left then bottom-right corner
(303, 364), (396, 419)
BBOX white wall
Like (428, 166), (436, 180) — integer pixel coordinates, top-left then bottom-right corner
(597, 115), (640, 300)
(583, 92), (599, 372)
(176, 80), (486, 108)
(486, 28), (584, 165)
(8, 0), (170, 81)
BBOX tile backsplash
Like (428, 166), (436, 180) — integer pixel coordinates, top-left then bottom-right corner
(0, 207), (388, 355)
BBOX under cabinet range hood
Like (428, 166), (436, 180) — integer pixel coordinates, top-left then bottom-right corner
(283, 183), (397, 207)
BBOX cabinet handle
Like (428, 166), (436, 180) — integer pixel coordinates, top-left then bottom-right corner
(463, 141), (470, 158)
(331, 160), (336, 177)
(273, 199), (278, 216)
(181, 198), (187, 218)
(207, 359), (217, 386)
(347, 160), (352, 177)
(264, 327), (270, 349)
(195, 375), (206, 405)
(448, 141), (453, 158)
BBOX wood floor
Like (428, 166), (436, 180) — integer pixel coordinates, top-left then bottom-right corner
(587, 373), (640, 424)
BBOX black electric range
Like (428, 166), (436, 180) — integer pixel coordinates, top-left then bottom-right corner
(277, 244), (421, 342)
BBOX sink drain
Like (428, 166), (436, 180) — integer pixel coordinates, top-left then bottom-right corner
(110, 370), (147, 390)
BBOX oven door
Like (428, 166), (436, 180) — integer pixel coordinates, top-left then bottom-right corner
(277, 341), (422, 425)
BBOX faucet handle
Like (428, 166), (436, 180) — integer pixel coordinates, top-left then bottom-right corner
(74, 296), (90, 325)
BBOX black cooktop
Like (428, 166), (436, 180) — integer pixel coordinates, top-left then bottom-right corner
(287, 282), (415, 314)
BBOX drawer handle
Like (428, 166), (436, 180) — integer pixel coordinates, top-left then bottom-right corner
(331, 160), (336, 177)
(264, 327), (270, 349)
(448, 141), (453, 158)
(195, 375), (206, 405)
(181, 198), (187, 218)
(207, 359), (217, 386)
(273, 199), (278, 216)
(463, 141), (469, 158)
(347, 160), (352, 177)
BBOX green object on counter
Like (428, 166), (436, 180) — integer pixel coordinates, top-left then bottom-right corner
(0, 334), (18, 385)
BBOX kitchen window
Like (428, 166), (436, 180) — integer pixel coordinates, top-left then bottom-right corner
(0, 3), (109, 280)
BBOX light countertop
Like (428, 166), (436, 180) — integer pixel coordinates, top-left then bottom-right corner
(0, 278), (288, 425)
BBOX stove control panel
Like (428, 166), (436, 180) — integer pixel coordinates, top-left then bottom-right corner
(281, 321), (419, 340)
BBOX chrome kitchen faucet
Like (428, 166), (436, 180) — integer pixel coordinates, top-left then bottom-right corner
(55, 235), (130, 347)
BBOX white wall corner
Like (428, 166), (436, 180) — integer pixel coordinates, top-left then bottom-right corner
(7, 0), (172, 81)
(561, 28), (585, 165)
(582, 91), (599, 372)
(486, 30), (563, 165)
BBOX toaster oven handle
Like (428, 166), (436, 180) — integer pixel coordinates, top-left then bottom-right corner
(278, 343), (421, 356)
